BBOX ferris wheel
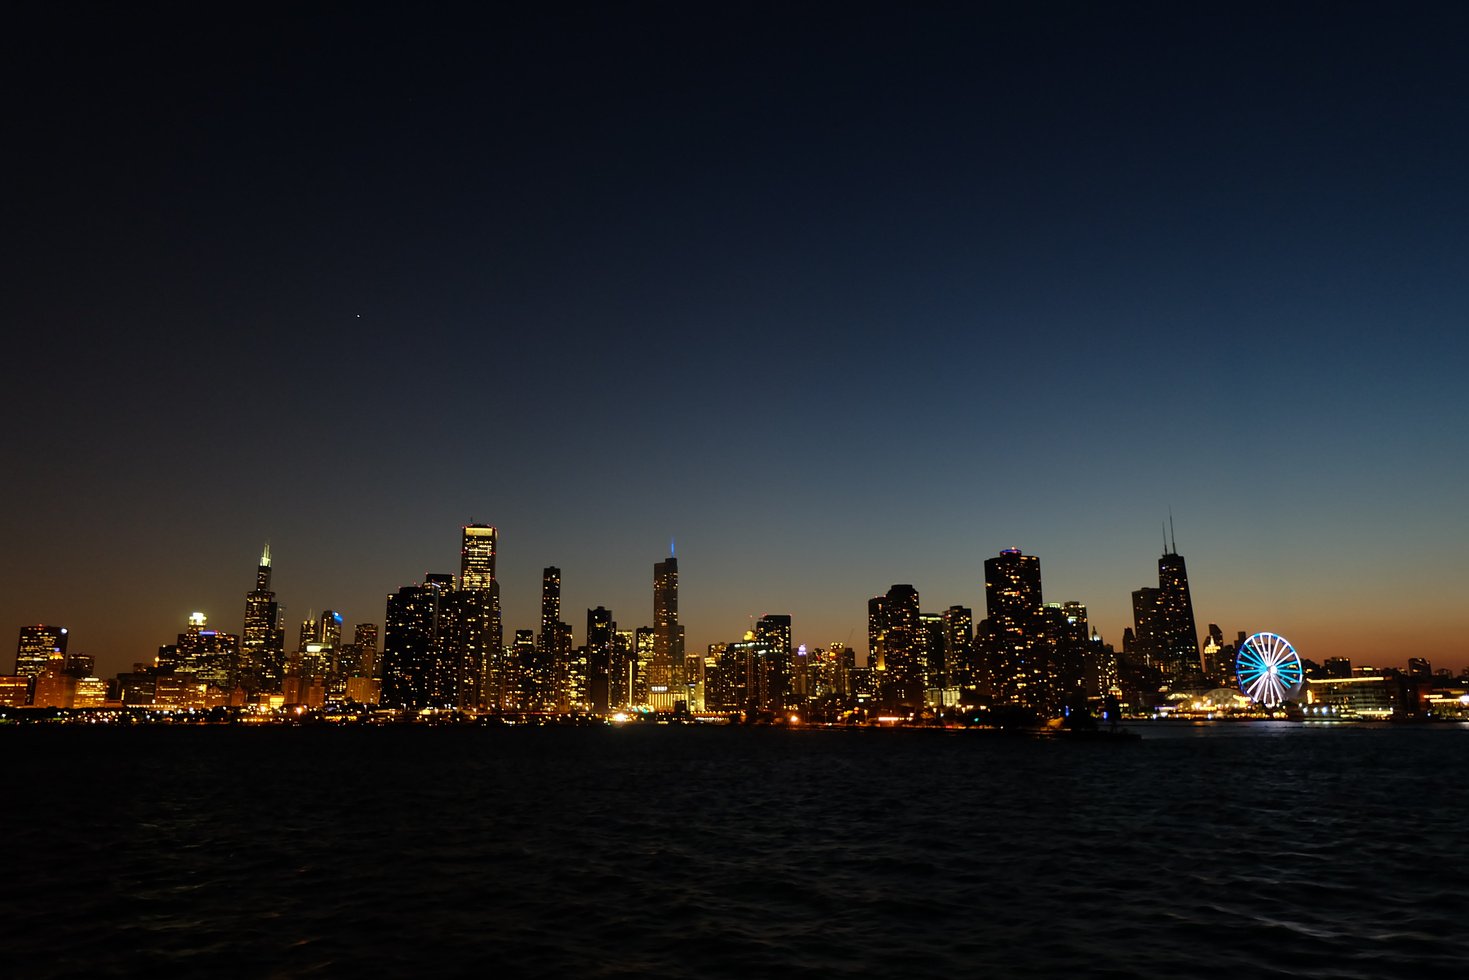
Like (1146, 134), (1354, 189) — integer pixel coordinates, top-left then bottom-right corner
(1236, 632), (1304, 705)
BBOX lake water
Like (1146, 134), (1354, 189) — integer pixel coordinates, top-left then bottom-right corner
(4, 722), (1465, 978)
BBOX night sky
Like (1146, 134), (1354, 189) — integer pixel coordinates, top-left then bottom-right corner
(5, 2), (1466, 677)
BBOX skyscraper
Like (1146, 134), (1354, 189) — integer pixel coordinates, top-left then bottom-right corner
(1156, 548), (1200, 679)
(381, 576), (454, 710)
(587, 606), (614, 714)
(871, 585), (923, 708)
(755, 613), (793, 711)
(240, 545), (284, 693)
(15, 625), (67, 680)
(174, 612), (237, 691)
(460, 525), (497, 588)
(651, 555), (682, 711)
(458, 525), (502, 707)
(983, 549), (1056, 713)
(1131, 527), (1201, 683)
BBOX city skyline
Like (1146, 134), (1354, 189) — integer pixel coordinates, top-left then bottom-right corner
(5, 5), (1466, 678)
(10, 520), (1464, 681)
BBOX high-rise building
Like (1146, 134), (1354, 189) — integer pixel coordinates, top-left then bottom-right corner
(511, 629), (545, 711)
(587, 607), (614, 714)
(458, 525), (502, 707)
(174, 613), (237, 691)
(381, 576), (455, 710)
(942, 605), (974, 689)
(538, 567), (573, 705)
(1156, 546), (1200, 679)
(460, 525), (497, 588)
(353, 623), (380, 677)
(871, 585), (923, 708)
(611, 630), (635, 709)
(983, 549), (1056, 713)
(755, 614), (793, 711)
(240, 545), (284, 693)
(1132, 529), (1201, 682)
(650, 555), (682, 711)
(15, 625), (67, 680)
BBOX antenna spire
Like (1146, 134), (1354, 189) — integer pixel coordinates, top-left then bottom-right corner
(1169, 510), (1177, 554)
(261, 542), (272, 567)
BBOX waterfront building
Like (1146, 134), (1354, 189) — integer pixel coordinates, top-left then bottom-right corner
(650, 556), (682, 711)
(353, 623), (379, 677)
(1131, 528), (1201, 683)
(755, 614), (792, 710)
(174, 613), (237, 691)
(983, 549), (1057, 714)
(1156, 544), (1200, 679)
(587, 607), (614, 714)
(942, 606), (974, 690)
(381, 577), (454, 710)
(15, 625), (67, 680)
(611, 630), (635, 709)
(871, 585), (923, 709)
(239, 545), (284, 693)
(459, 524), (504, 702)
(460, 525), (497, 588)
(0, 675), (30, 707)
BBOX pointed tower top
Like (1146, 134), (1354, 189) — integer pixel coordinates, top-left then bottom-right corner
(261, 542), (272, 567)
(670, 536), (676, 558)
(1169, 510), (1177, 555)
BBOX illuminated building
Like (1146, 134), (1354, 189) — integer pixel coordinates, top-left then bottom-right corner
(872, 585), (922, 709)
(942, 606), (974, 689)
(720, 634), (768, 713)
(539, 567), (576, 707)
(704, 642), (732, 710)
(650, 556), (682, 711)
(241, 544), (284, 692)
(511, 630), (544, 710)
(920, 611), (947, 704)
(354, 623), (380, 677)
(1130, 587), (1162, 671)
(344, 676), (380, 704)
(611, 630), (635, 709)
(381, 576), (454, 710)
(31, 670), (77, 708)
(1131, 527), (1201, 682)
(15, 625), (67, 680)
(174, 613), (238, 691)
(73, 676), (107, 708)
(0, 676), (30, 707)
(1304, 676), (1398, 718)
(460, 524), (497, 588)
(983, 549), (1056, 714)
(458, 526), (502, 708)
(320, 610), (343, 650)
(587, 607), (614, 714)
(755, 614), (793, 711)
(1156, 542), (1200, 679)
(1323, 656), (1352, 679)
(633, 627), (654, 707)
(866, 595), (885, 671)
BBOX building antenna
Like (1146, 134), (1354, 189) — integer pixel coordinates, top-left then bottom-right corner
(670, 536), (676, 558)
(1169, 509), (1177, 554)
(1162, 521), (1168, 555)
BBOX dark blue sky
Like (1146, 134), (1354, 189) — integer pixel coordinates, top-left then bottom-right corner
(5, 2), (1466, 675)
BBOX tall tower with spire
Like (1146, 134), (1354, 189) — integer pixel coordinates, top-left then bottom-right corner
(1155, 519), (1200, 680)
(650, 552), (682, 711)
(240, 544), (285, 693)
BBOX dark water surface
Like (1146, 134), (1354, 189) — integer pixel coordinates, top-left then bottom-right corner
(5, 723), (1466, 978)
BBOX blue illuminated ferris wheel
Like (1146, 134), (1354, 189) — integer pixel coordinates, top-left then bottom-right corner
(1236, 632), (1304, 705)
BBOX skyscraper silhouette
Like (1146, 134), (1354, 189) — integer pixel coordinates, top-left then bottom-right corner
(240, 545), (283, 692)
(651, 555), (681, 711)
